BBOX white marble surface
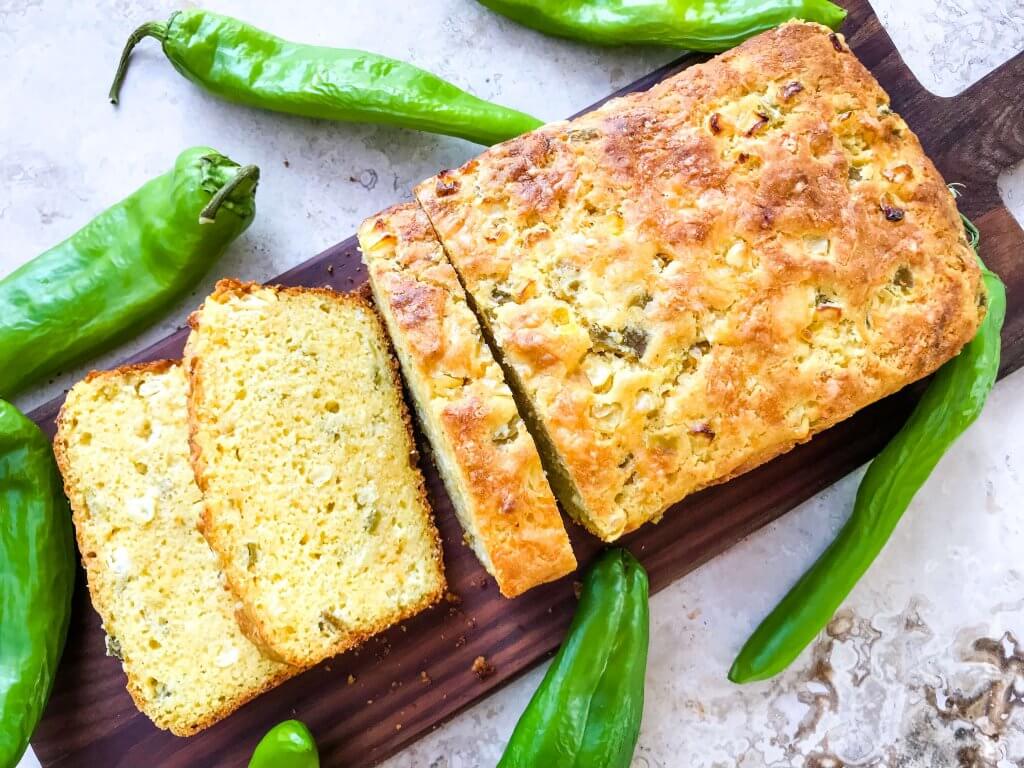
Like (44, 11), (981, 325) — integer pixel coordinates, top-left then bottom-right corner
(1, 1), (1022, 766)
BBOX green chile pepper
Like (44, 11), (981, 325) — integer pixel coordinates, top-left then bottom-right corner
(476, 0), (846, 50)
(248, 719), (319, 768)
(498, 549), (650, 768)
(0, 401), (75, 768)
(0, 147), (258, 398)
(109, 10), (543, 146)
(730, 212), (1005, 683)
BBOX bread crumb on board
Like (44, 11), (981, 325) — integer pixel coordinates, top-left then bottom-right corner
(472, 656), (496, 680)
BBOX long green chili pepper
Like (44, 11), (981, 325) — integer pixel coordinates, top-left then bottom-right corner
(0, 400), (75, 768)
(109, 10), (543, 146)
(729, 209), (1005, 683)
(248, 720), (319, 768)
(476, 0), (846, 50)
(0, 147), (258, 398)
(498, 549), (650, 768)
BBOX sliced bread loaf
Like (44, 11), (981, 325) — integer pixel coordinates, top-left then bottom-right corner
(184, 280), (446, 667)
(360, 203), (576, 597)
(416, 22), (984, 541)
(53, 361), (294, 736)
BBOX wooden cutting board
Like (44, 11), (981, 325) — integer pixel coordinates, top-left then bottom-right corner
(29, 1), (1024, 765)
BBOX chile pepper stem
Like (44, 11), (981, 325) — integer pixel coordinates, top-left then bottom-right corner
(108, 21), (168, 104)
(199, 165), (260, 224)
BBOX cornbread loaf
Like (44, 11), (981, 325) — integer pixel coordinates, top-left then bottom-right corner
(416, 21), (986, 542)
(359, 203), (576, 598)
(185, 280), (446, 666)
(53, 362), (294, 736)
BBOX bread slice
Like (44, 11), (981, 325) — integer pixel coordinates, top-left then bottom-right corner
(359, 203), (576, 598)
(416, 21), (985, 541)
(53, 361), (295, 736)
(184, 280), (446, 667)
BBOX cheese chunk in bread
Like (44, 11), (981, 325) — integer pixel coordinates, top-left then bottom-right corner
(185, 281), (446, 667)
(416, 22), (985, 541)
(360, 203), (576, 598)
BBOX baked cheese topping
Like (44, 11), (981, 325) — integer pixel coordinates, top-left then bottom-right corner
(416, 22), (984, 541)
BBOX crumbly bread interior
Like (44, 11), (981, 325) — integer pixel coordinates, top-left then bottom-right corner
(185, 281), (446, 667)
(360, 203), (576, 598)
(53, 362), (293, 736)
(416, 22), (985, 541)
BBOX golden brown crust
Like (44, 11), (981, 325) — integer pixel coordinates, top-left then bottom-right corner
(415, 22), (985, 541)
(360, 204), (576, 597)
(54, 361), (299, 736)
(184, 279), (445, 667)
(77, 359), (178, 385)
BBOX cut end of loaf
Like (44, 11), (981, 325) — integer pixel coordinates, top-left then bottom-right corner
(360, 204), (577, 597)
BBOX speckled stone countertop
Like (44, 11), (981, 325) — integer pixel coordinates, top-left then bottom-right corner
(2, 1), (1022, 766)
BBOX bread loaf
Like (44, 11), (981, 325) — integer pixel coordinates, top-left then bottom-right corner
(416, 22), (985, 541)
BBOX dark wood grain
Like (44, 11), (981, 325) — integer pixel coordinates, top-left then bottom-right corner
(30, 2), (1024, 765)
